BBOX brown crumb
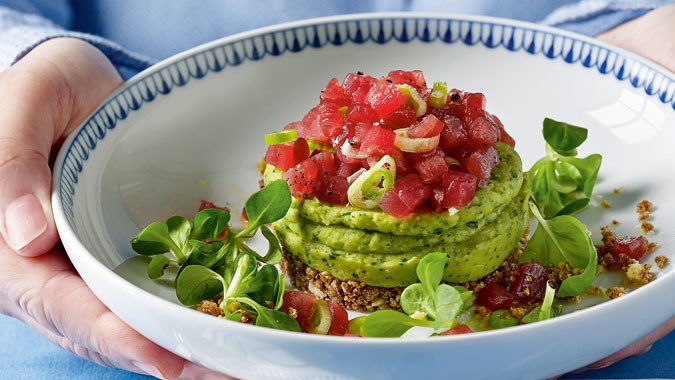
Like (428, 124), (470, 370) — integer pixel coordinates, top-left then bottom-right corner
(641, 221), (654, 233)
(613, 187), (624, 195)
(548, 261), (574, 284)
(626, 263), (656, 285)
(586, 285), (604, 297)
(636, 200), (653, 222)
(466, 231), (528, 293)
(610, 219), (620, 226)
(605, 287), (626, 299)
(509, 305), (531, 319)
(600, 199), (612, 209)
(636, 200), (653, 214)
(596, 226), (617, 262)
(473, 306), (490, 320)
(600, 226), (616, 246)
(286, 307), (298, 320)
(655, 256), (669, 269)
(196, 300), (223, 317)
(599, 252), (634, 273)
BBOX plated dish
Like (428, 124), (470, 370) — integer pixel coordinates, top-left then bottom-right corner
(52, 14), (675, 380)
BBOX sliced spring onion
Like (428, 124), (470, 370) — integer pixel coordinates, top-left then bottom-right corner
(394, 127), (440, 153)
(429, 81), (448, 108)
(308, 300), (332, 335)
(340, 141), (368, 159)
(264, 129), (298, 145)
(396, 84), (427, 117)
(346, 168), (366, 185)
(537, 282), (557, 321)
(522, 283), (558, 324)
(347, 155), (396, 209)
(308, 139), (335, 154)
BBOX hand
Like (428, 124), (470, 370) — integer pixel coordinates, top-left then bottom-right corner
(0, 38), (231, 379)
(597, 3), (675, 73)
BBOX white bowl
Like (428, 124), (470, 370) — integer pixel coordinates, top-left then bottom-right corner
(52, 13), (675, 380)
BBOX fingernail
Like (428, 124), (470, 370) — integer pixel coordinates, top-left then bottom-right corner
(3, 194), (47, 252)
(132, 360), (166, 379)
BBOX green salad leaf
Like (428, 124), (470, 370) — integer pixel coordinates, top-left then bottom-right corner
(238, 179), (292, 238)
(359, 252), (471, 337)
(147, 255), (172, 280)
(175, 265), (224, 306)
(233, 297), (301, 331)
(432, 285), (465, 330)
(130, 180), (296, 332)
(529, 118), (602, 219)
(488, 309), (519, 329)
(236, 224), (282, 265)
(361, 310), (433, 337)
(542, 117), (588, 156)
(520, 202), (598, 298)
(191, 208), (231, 241)
(245, 264), (285, 309)
(130, 215), (191, 263)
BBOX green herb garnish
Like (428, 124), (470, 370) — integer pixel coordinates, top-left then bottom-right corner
(520, 201), (598, 298)
(529, 118), (602, 219)
(131, 180), (299, 331)
(356, 252), (471, 337)
(264, 129), (298, 145)
(429, 81), (448, 108)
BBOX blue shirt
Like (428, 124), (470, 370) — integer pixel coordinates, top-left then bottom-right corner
(1, 0), (673, 77)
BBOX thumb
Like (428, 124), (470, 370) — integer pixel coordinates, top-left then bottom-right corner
(0, 38), (122, 256)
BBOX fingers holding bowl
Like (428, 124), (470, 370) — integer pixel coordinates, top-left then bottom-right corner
(0, 239), (233, 379)
(0, 38), (122, 257)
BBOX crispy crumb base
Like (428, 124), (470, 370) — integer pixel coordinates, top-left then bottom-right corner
(280, 249), (404, 312)
(280, 232), (528, 312)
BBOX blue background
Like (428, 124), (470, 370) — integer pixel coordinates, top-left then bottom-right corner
(0, 314), (672, 379)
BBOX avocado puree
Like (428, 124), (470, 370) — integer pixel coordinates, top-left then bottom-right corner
(281, 201), (506, 254)
(273, 178), (529, 287)
(265, 143), (523, 236)
(265, 142), (529, 288)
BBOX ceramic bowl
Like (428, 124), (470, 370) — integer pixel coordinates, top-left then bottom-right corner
(52, 13), (675, 380)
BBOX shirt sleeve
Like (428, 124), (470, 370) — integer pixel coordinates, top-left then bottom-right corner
(0, 4), (154, 78)
(540, 0), (675, 36)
